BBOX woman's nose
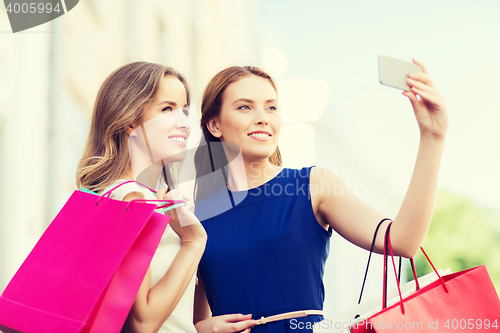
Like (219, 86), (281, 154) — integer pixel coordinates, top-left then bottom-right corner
(254, 108), (269, 125)
(174, 108), (191, 130)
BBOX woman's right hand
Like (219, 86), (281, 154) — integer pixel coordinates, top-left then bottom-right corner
(156, 186), (207, 246)
(195, 314), (257, 333)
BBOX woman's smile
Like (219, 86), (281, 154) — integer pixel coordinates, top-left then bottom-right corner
(168, 134), (187, 147)
(248, 130), (272, 141)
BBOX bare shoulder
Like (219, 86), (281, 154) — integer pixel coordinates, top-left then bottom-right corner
(122, 191), (146, 202)
(309, 166), (353, 229)
(310, 166), (344, 188)
(309, 166), (338, 230)
(310, 165), (357, 209)
(111, 181), (155, 201)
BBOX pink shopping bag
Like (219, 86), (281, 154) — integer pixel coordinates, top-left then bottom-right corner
(0, 182), (173, 333)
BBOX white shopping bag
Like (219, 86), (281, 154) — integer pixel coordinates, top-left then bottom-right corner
(313, 269), (452, 333)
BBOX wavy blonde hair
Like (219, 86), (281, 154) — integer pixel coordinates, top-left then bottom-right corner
(76, 62), (190, 193)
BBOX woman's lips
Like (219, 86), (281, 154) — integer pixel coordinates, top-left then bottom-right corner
(168, 136), (186, 147)
(248, 131), (272, 141)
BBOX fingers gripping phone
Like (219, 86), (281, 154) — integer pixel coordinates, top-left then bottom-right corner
(378, 55), (422, 91)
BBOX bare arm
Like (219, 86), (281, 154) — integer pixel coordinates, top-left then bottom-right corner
(390, 134), (445, 256)
(124, 190), (207, 333)
(314, 60), (448, 258)
(193, 272), (211, 325)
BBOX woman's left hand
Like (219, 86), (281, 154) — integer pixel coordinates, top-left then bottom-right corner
(403, 59), (448, 139)
(156, 187), (207, 246)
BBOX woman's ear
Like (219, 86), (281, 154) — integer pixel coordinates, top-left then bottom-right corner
(206, 118), (222, 138)
(125, 123), (136, 136)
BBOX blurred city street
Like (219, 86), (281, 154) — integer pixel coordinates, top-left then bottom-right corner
(1, 0), (499, 318)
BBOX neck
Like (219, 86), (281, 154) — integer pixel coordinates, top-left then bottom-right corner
(120, 161), (163, 190)
(227, 157), (281, 191)
(126, 134), (167, 188)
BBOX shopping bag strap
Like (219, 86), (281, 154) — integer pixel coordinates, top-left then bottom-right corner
(99, 180), (152, 199)
(358, 218), (422, 306)
(420, 246), (448, 293)
(358, 218), (408, 304)
(383, 222), (449, 315)
(383, 222), (405, 313)
(95, 180), (186, 212)
(125, 199), (185, 211)
(357, 217), (392, 304)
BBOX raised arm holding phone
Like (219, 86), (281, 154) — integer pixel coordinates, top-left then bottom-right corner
(192, 59), (448, 333)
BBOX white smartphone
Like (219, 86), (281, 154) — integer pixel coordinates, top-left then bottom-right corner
(378, 55), (422, 91)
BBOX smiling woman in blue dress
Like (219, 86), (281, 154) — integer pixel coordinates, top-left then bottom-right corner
(193, 61), (448, 333)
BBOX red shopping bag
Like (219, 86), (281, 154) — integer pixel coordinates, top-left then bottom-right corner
(351, 222), (500, 332)
(0, 181), (177, 333)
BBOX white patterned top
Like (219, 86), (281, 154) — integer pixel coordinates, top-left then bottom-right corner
(106, 180), (197, 333)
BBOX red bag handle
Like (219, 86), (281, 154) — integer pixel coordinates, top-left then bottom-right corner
(383, 223), (405, 314)
(383, 222), (449, 315)
(358, 218), (419, 305)
(358, 218), (392, 305)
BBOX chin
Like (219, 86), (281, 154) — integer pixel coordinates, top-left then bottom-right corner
(154, 146), (186, 164)
(244, 149), (276, 162)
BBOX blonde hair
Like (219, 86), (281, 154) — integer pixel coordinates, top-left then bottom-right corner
(76, 62), (190, 193)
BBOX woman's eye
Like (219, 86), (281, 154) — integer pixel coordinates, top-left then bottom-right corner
(237, 105), (250, 110)
(162, 106), (173, 112)
(267, 106), (277, 111)
(182, 107), (190, 116)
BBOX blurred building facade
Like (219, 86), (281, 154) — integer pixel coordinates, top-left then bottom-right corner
(0, 0), (397, 317)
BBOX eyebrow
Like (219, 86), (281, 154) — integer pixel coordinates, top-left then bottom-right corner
(157, 100), (177, 107)
(232, 98), (277, 105)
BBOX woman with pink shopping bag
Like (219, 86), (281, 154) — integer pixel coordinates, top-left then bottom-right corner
(76, 62), (207, 332)
(0, 62), (206, 333)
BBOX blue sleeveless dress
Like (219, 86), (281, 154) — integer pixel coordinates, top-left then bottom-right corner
(195, 166), (332, 332)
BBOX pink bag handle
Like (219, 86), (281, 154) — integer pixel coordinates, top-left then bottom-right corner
(124, 199), (185, 211)
(383, 222), (449, 315)
(96, 180), (185, 209)
(96, 180), (138, 204)
(100, 180), (151, 198)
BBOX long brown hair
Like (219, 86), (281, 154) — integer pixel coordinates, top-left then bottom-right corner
(76, 62), (190, 193)
(194, 66), (281, 202)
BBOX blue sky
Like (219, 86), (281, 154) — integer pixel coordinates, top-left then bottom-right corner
(258, 0), (500, 210)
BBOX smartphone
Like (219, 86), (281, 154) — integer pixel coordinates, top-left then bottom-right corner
(378, 55), (422, 91)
